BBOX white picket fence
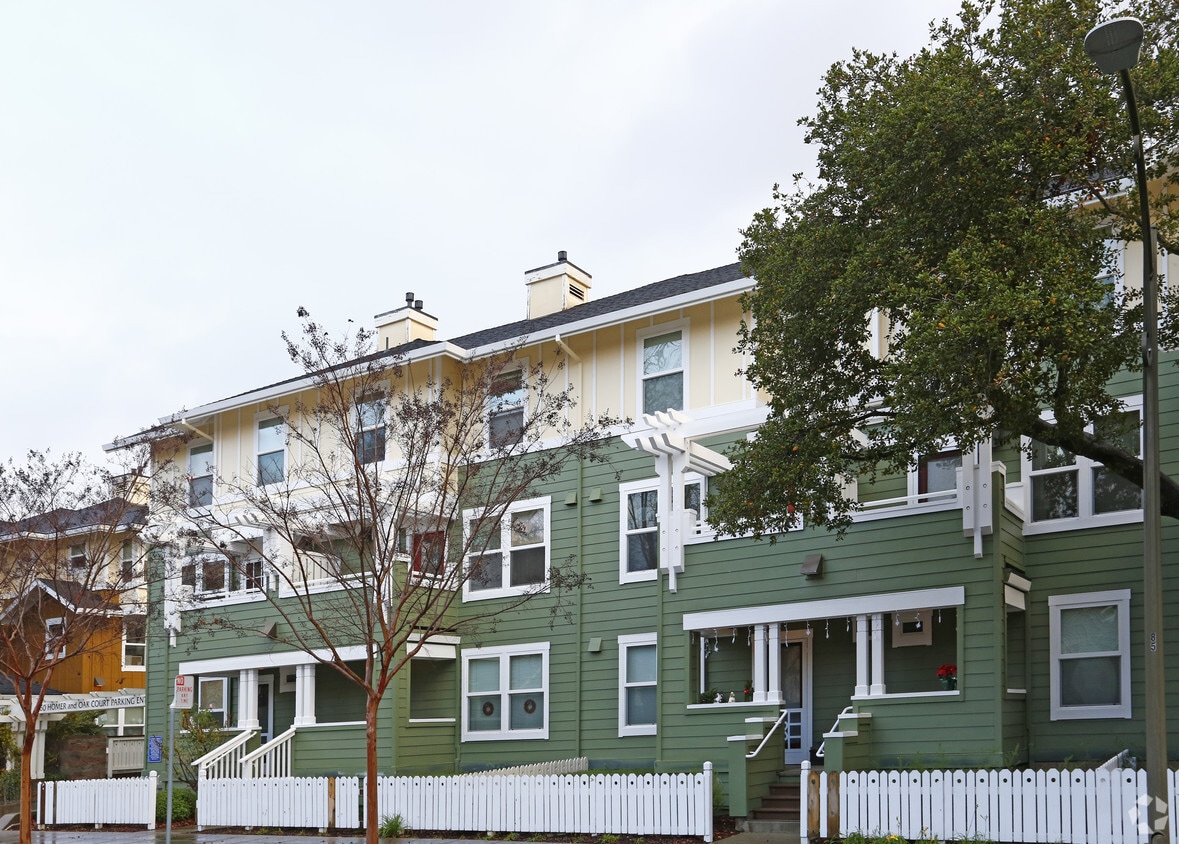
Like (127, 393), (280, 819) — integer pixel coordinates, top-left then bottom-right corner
(198, 765), (714, 840)
(39, 771), (157, 828)
(802, 762), (1179, 844)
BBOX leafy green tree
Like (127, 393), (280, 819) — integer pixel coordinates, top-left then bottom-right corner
(709, 0), (1179, 537)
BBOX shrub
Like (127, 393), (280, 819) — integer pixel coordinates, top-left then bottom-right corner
(155, 786), (196, 823)
(378, 813), (406, 838)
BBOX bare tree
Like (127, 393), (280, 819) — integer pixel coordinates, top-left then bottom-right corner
(0, 450), (150, 844)
(150, 314), (619, 844)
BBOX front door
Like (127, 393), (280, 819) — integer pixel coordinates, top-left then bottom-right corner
(782, 633), (813, 765)
(258, 676), (273, 743)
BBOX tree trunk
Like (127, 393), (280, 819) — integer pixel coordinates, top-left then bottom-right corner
(365, 693), (379, 844)
(19, 729), (33, 844)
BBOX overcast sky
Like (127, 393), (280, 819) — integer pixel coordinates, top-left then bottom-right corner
(0, 1), (962, 471)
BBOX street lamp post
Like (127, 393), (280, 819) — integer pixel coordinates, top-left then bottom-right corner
(1084, 17), (1167, 842)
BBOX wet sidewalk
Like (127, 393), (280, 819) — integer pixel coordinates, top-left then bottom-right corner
(0, 831), (790, 844)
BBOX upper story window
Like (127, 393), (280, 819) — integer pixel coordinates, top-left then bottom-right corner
(488, 368), (526, 448)
(120, 539), (136, 581)
(1049, 590), (1131, 720)
(1023, 399), (1142, 533)
(639, 325), (685, 415)
(461, 642), (549, 741)
(412, 530), (446, 579)
(618, 633), (657, 737)
(182, 552), (263, 598)
(45, 617), (66, 659)
(356, 396), (386, 464)
(188, 442), (214, 507)
(68, 543), (87, 572)
(257, 416), (285, 486)
(464, 497), (550, 601)
(122, 616), (146, 668)
(618, 476), (706, 583)
(916, 448), (962, 502)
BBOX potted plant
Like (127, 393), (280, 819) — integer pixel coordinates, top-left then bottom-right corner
(936, 663), (957, 690)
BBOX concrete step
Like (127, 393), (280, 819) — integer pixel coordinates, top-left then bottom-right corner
(742, 817), (802, 838)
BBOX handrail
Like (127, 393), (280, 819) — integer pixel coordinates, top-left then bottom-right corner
(814, 705), (854, 759)
(239, 726), (296, 778)
(746, 708), (792, 760)
(192, 729), (257, 780)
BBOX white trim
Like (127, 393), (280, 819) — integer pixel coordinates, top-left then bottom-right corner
(461, 641), (549, 741)
(187, 440), (215, 507)
(198, 677), (229, 727)
(486, 358), (528, 450)
(637, 320), (689, 417)
(1048, 589), (1132, 720)
(618, 479), (659, 584)
(682, 586), (966, 631)
(255, 411), (287, 487)
(355, 389), (389, 465)
(618, 633), (657, 737)
(179, 644), (368, 675)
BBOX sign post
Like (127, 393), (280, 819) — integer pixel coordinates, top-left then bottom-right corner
(167, 675), (193, 844)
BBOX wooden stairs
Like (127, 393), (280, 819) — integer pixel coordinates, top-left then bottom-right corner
(746, 768), (803, 837)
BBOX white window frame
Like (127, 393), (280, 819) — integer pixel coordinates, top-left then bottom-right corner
(1049, 589), (1131, 720)
(198, 677), (229, 727)
(182, 551), (264, 600)
(68, 543), (87, 572)
(255, 412), (287, 487)
(637, 321), (688, 417)
(187, 441), (214, 508)
(355, 392), (387, 465)
(1022, 397), (1143, 535)
(120, 539), (136, 582)
(45, 617), (66, 659)
(122, 615), (146, 670)
(460, 641), (549, 741)
(906, 447), (962, 506)
(486, 361), (528, 450)
(463, 496), (551, 601)
(405, 528), (449, 583)
(618, 632), (657, 737)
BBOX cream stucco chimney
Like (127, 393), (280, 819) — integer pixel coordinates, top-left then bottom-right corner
(374, 293), (438, 350)
(524, 251), (592, 320)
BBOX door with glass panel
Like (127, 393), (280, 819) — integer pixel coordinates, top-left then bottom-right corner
(781, 633), (813, 765)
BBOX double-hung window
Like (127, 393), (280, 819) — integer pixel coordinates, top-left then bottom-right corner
(122, 616), (146, 668)
(619, 477), (706, 583)
(461, 642), (548, 740)
(68, 543), (87, 573)
(121, 539), (136, 582)
(356, 395), (386, 464)
(639, 326), (685, 415)
(618, 633), (657, 737)
(464, 497), (550, 600)
(488, 368), (526, 448)
(257, 416), (285, 486)
(1024, 399), (1142, 533)
(1049, 590), (1131, 720)
(188, 442), (214, 507)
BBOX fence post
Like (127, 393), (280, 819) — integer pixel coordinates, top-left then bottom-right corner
(703, 762), (714, 843)
(147, 771), (158, 830)
(800, 761), (811, 844)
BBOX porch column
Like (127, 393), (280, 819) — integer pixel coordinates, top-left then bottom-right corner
(294, 663), (317, 726)
(752, 625), (768, 703)
(870, 613), (887, 696)
(767, 622), (783, 704)
(855, 614), (870, 696)
(238, 669), (260, 730)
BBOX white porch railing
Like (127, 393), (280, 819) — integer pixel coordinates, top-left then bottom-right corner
(802, 763), (1179, 844)
(193, 728), (257, 780)
(239, 726), (295, 777)
(197, 765), (714, 840)
(39, 771), (157, 828)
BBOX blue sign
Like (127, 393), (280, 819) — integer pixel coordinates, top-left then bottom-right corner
(148, 734), (163, 764)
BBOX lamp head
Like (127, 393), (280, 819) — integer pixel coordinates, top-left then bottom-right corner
(1084, 17), (1144, 74)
